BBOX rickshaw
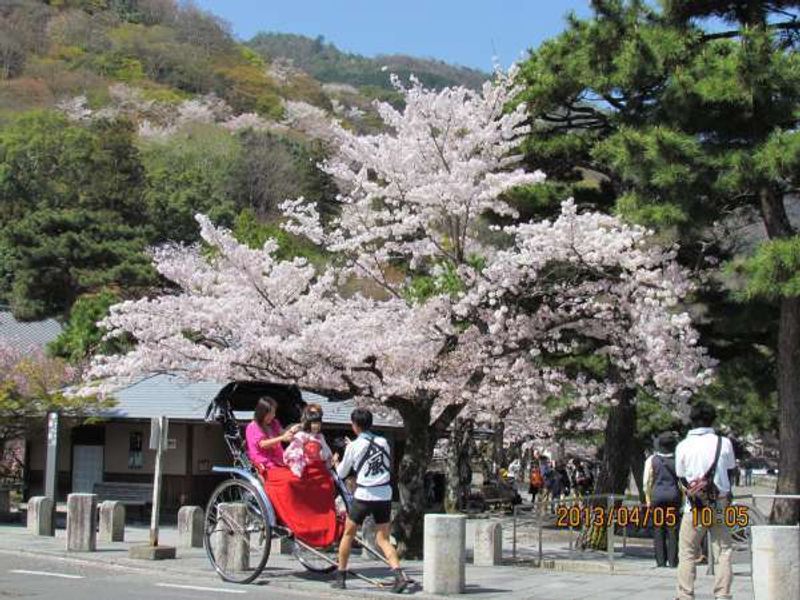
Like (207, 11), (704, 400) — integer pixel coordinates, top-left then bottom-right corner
(202, 381), (395, 586)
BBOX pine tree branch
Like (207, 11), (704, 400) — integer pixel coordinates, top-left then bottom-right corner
(702, 20), (800, 41)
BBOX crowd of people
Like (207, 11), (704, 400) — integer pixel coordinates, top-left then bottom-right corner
(244, 395), (742, 600)
(511, 451), (596, 507)
(506, 402), (740, 600)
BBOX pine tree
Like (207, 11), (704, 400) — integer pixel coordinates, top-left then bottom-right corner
(519, 0), (800, 522)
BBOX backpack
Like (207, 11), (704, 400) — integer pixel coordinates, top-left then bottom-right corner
(529, 466), (544, 489)
(651, 455), (681, 505)
(681, 436), (723, 509)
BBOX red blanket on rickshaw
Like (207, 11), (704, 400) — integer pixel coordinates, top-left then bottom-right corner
(258, 463), (342, 548)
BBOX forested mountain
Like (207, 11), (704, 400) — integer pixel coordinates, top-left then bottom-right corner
(0, 1), (327, 325)
(0, 0), (494, 329)
(246, 32), (489, 92)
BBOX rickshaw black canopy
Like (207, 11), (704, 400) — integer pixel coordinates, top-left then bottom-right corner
(206, 380), (307, 427)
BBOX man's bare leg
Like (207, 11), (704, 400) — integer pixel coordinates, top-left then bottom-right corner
(375, 524), (409, 593)
(374, 524), (400, 569)
(332, 518), (358, 589)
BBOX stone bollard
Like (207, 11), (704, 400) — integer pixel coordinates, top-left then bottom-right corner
(423, 514), (466, 595)
(214, 503), (248, 573)
(178, 506), (203, 548)
(751, 525), (800, 600)
(271, 536), (293, 555)
(27, 496), (54, 536)
(66, 493), (97, 552)
(473, 520), (502, 566)
(98, 501), (125, 542)
(359, 516), (379, 556)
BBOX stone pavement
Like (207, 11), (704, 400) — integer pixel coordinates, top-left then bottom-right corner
(0, 522), (754, 599)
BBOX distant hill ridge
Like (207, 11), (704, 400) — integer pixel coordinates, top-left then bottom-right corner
(246, 32), (490, 92)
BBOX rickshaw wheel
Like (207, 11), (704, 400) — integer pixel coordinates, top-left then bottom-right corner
(204, 478), (272, 584)
(292, 540), (338, 573)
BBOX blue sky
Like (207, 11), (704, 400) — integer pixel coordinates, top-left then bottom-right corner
(192, 1), (594, 71)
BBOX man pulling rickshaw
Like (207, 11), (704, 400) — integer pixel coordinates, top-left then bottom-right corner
(203, 382), (412, 592)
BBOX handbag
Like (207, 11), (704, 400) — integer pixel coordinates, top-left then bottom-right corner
(682, 436), (722, 509)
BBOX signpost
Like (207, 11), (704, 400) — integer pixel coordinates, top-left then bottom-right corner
(129, 415), (176, 560)
(44, 412), (59, 501)
(42, 412), (59, 537)
(148, 415), (168, 547)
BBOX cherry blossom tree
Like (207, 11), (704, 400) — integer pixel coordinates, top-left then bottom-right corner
(82, 70), (712, 555)
(0, 343), (111, 481)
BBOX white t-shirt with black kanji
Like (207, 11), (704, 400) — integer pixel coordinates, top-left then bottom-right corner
(336, 433), (392, 502)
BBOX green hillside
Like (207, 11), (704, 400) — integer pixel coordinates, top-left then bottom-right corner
(246, 32), (489, 93)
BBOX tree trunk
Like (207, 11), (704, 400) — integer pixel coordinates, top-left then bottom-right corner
(444, 417), (473, 513)
(492, 420), (505, 472)
(759, 188), (800, 525)
(630, 437), (647, 504)
(392, 400), (434, 558)
(595, 393), (637, 495)
(772, 296), (800, 524)
(579, 392), (637, 550)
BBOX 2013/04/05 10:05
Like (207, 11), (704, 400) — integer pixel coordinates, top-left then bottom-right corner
(554, 505), (750, 528)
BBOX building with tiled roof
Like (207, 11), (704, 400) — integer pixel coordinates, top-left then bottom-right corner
(0, 309), (62, 352)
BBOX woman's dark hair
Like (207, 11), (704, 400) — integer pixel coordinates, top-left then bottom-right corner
(350, 407), (373, 431)
(301, 403), (323, 432)
(254, 396), (278, 427)
(689, 401), (717, 428)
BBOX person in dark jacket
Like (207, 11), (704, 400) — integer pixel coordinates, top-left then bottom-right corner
(643, 432), (681, 567)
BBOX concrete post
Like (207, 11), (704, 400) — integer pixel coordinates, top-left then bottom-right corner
(473, 520), (502, 566)
(423, 514), (466, 594)
(98, 501), (125, 543)
(214, 503), (248, 573)
(27, 496), (54, 536)
(271, 536), (293, 555)
(177, 505), (204, 548)
(751, 525), (800, 600)
(66, 493), (97, 552)
(351, 516), (378, 557)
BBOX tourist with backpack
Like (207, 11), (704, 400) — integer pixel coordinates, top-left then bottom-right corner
(674, 402), (736, 600)
(331, 408), (410, 593)
(643, 432), (681, 568)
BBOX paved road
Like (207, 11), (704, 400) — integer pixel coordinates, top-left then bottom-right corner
(0, 523), (756, 600)
(0, 552), (350, 600)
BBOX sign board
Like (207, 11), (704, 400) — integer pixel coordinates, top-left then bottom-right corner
(149, 416), (169, 450)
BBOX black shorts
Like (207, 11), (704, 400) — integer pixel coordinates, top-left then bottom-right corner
(348, 499), (392, 526)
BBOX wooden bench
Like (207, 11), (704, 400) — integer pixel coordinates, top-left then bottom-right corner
(93, 482), (153, 510)
(479, 483), (522, 512)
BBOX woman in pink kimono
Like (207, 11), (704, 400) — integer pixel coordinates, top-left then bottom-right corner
(245, 396), (300, 473)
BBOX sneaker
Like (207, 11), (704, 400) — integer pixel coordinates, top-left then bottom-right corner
(331, 570), (347, 590)
(391, 568), (410, 594)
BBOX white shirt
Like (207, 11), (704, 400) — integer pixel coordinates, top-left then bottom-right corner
(675, 428), (736, 509)
(336, 432), (392, 502)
